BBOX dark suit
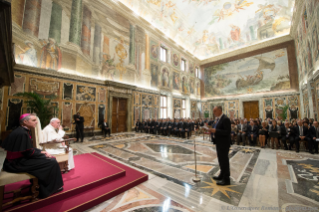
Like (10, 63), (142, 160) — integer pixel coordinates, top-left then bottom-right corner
(135, 121), (141, 132)
(173, 122), (179, 136)
(146, 121), (151, 133)
(248, 125), (258, 146)
(294, 125), (310, 152)
(73, 114), (84, 142)
(167, 121), (173, 136)
(101, 122), (111, 137)
(213, 114), (231, 181)
(308, 126), (319, 153)
(236, 124), (247, 145)
(184, 122), (191, 138)
(280, 125), (295, 150)
(178, 121), (185, 137)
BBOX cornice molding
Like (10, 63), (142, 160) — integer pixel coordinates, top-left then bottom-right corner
(200, 35), (294, 66)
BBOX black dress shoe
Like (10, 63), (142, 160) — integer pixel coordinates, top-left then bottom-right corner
(296, 150), (299, 153)
(213, 175), (223, 181)
(217, 179), (230, 186)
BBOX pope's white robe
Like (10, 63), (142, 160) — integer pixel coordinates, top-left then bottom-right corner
(42, 124), (75, 170)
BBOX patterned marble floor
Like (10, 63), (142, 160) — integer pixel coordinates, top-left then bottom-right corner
(2, 133), (318, 212)
(67, 133), (319, 212)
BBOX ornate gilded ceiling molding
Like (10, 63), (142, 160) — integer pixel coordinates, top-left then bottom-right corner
(200, 35), (294, 66)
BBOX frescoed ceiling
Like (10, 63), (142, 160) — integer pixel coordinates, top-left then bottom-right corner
(119, 0), (295, 60)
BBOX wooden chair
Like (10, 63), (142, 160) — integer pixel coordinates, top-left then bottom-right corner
(0, 170), (39, 211)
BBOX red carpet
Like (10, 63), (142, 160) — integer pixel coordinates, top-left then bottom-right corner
(4, 153), (148, 212)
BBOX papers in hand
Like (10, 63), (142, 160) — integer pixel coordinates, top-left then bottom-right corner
(203, 125), (210, 130)
(316, 138), (319, 142)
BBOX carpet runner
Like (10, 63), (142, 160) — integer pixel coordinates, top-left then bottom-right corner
(3, 153), (148, 212)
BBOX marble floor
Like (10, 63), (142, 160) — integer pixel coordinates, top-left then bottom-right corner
(2, 133), (319, 212)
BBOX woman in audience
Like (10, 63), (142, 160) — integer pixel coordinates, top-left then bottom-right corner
(269, 119), (281, 149)
(258, 121), (268, 148)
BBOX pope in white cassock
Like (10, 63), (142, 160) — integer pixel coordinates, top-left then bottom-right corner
(42, 118), (75, 170)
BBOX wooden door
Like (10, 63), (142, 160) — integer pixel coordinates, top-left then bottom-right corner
(112, 97), (128, 133)
(243, 101), (259, 120)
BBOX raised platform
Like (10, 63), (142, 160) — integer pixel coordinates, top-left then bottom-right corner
(3, 153), (148, 211)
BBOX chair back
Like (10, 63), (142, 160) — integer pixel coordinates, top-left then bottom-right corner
(31, 117), (44, 149)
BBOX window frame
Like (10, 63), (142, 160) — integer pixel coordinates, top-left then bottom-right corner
(160, 95), (168, 119)
(160, 46), (167, 62)
(181, 58), (186, 71)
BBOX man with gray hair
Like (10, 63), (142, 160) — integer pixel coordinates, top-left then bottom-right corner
(42, 118), (75, 170)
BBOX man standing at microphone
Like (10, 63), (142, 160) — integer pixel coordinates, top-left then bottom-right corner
(209, 106), (231, 185)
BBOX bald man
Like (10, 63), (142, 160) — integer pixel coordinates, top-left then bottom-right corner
(42, 118), (75, 170)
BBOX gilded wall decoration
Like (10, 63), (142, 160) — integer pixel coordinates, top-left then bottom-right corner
(142, 95), (153, 106)
(174, 99), (181, 108)
(153, 108), (158, 120)
(76, 103), (95, 127)
(63, 83), (73, 100)
(288, 95), (300, 120)
(134, 93), (139, 105)
(142, 107), (151, 120)
(190, 78), (195, 94)
(172, 53), (180, 68)
(51, 102), (59, 117)
(134, 107), (140, 123)
(62, 102), (72, 131)
(0, 88), (3, 110)
(9, 75), (25, 96)
(181, 76), (188, 93)
(76, 85), (96, 101)
(174, 109), (181, 119)
(99, 88), (106, 103)
(30, 78), (59, 98)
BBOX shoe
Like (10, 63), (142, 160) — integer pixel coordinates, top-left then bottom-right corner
(296, 150), (299, 153)
(217, 179), (230, 186)
(54, 187), (63, 194)
(213, 175), (223, 181)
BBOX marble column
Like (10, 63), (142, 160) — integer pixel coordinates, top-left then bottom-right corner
(145, 33), (150, 70)
(22, 0), (42, 37)
(129, 24), (136, 64)
(69, 0), (83, 46)
(81, 5), (91, 56)
(11, 0), (26, 27)
(93, 23), (102, 64)
(48, 2), (62, 43)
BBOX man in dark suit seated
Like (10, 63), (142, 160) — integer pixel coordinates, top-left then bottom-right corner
(237, 119), (247, 146)
(185, 119), (192, 139)
(101, 119), (110, 137)
(173, 119), (179, 136)
(146, 119), (151, 133)
(208, 106), (231, 186)
(178, 119), (185, 138)
(167, 118), (173, 136)
(293, 120), (309, 153)
(248, 120), (258, 146)
(135, 119), (141, 132)
(158, 119), (163, 135)
(161, 119), (168, 135)
(309, 121), (319, 154)
(140, 120), (146, 133)
(280, 122), (295, 150)
(150, 119), (156, 134)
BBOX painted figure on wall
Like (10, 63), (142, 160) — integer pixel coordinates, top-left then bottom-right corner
(173, 72), (180, 90)
(162, 68), (169, 87)
(151, 64), (158, 87)
(101, 54), (116, 80)
(115, 37), (128, 81)
(197, 82), (200, 96)
(230, 24), (241, 43)
(151, 45), (158, 59)
(173, 54), (179, 67)
(190, 79), (194, 94)
(16, 41), (37, 67)
(182, 77), (188, 93)
(40, 38), (62, 71)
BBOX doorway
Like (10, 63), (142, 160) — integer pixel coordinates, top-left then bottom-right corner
(112, 97), (128, 133)
(243, 101), (259, 120)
